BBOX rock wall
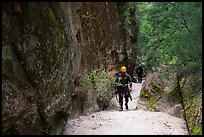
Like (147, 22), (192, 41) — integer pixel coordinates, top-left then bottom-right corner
(2, 2), (137, 135)
(138, 71), (202, 135)
(181, 71), (202, 135)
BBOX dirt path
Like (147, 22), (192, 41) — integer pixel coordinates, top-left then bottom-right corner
(61, 82), (188, 135)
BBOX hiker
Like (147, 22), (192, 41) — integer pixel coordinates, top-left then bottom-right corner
(115, 66), (132, 111)
(132, 62), (138, 83)
(136, 64), (143, 83)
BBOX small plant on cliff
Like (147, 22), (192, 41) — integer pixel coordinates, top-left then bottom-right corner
(80, 11), (97, 29)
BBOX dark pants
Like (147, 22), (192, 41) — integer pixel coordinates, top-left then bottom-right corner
(118, 86), (129, 110)
(137, 73), (142, 83)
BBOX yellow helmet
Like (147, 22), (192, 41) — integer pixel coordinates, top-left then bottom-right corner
(121, 66), (127, 72)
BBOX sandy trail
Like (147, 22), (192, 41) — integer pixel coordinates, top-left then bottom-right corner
(61, 82), (188, 135)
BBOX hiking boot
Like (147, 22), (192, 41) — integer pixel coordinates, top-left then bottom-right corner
(119, 106), (123, 111)
(125, 104), (129, 110)
(119, 108), (123, 111)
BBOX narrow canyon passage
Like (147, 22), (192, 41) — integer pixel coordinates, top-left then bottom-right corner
(61, 83), (188, 135)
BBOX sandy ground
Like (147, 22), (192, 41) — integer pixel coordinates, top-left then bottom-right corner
(61, 82), (188, 135)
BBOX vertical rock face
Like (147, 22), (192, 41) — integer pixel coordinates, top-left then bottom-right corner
(73, 2), (126, 73)
(2, 2), (137, 134)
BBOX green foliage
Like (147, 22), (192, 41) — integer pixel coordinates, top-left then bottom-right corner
(167, 86), (181, 103)
(133, 3), (202, 133)
(140, 89), (151, 98)
(42, 124), (52, 135)
(117, 3), (127, 27)
(47, 8), (56, 22)
(191, 123), (202, 135)
(79, 68), (115, 109)
(140, 82), (162, 111)
(135, 2), (202, 74)
(117, 3), (137, 30)
(149, 94), (161, 111)
(80, 11), (97, 29)
(140, 82), (163, 111)
(185, 93), (202, 135)
(150, 82), (162, 93)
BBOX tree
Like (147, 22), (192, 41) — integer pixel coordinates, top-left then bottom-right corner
(135, 3), (202, 135)
(135, 2), (202, 75)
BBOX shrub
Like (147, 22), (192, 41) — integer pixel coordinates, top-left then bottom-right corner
(79, 68), (115, 110)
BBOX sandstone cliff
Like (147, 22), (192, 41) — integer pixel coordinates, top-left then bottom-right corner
(2, 2), (137, 134)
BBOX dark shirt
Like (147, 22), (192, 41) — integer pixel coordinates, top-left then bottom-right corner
(136, 67), (143, 75)
(115, 72), (132, 88)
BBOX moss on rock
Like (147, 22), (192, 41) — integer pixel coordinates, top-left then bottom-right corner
(167, 86), (181, 103)
(140, 89), (151, 98)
